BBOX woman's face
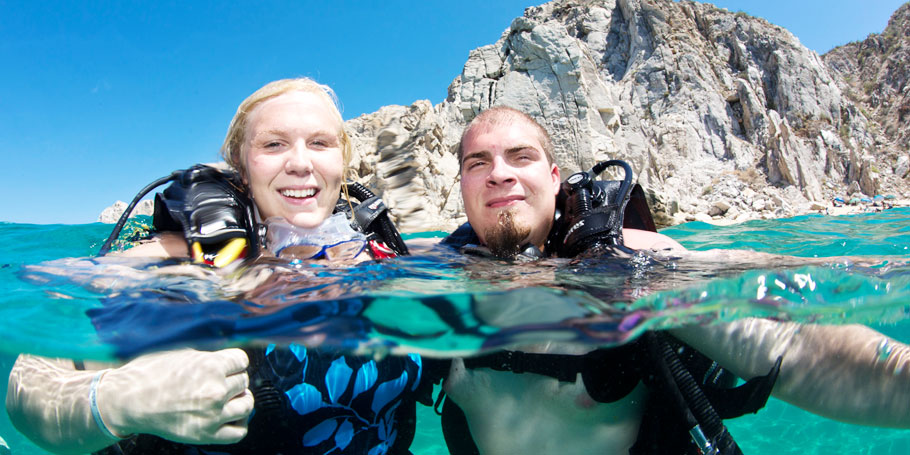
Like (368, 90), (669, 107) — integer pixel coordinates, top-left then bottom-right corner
(243, 91), (344, 228)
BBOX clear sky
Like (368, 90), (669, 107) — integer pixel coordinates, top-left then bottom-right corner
(1, 0), (905, 224)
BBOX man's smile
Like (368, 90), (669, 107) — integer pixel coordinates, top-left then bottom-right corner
(486, 195), (525, 208)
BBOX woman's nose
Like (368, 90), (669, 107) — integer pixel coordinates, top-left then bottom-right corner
(284, 142), (313, 174)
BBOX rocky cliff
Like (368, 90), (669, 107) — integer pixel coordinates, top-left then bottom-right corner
(101, 0), (909, 230)
(346, 0), (910, 232)
(823, 2), (910, 180)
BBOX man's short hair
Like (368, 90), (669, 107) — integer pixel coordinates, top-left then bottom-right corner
(456, 106), (555, 171)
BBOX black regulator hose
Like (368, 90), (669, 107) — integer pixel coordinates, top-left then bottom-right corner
(648, 332), (743, 455)
(97, 171), (181, 256)
(590, 159), (633, 206)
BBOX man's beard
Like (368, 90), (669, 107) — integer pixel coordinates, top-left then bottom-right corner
(483, 209), (532, 259)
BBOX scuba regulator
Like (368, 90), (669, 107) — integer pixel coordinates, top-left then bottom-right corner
(152, 165), (257, 266)
(98, 164), (258, 267)
(551, 159), (636, 258)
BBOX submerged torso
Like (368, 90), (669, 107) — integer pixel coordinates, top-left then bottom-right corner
(443, 344), (648, 455)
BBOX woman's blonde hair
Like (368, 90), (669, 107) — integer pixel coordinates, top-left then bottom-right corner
(221, 78), (352, 178)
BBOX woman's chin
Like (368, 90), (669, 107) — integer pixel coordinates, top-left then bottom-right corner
(285, 211), (328, 228)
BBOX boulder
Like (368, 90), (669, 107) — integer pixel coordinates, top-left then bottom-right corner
(98, 200), (154, 224)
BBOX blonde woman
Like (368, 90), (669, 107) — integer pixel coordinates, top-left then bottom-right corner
(7, 79), (430, 455)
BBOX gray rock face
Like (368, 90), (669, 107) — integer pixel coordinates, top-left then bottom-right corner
(824, 4), (910, 142)
(346, 101), (464, 232)
(344, 0), (907, 231)
(823, 2), (910, 187)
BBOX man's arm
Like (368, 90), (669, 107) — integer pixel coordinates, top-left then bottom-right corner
(5, 356), (116, 454)
(672, 319), (910, 427)
(622, 228), (686, 252)
(6, 349), (253, 454)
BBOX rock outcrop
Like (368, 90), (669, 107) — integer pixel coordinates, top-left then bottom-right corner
(823, 2), (910, 179)
(98, 199), (154, 223)
(345, 0), (908, 231)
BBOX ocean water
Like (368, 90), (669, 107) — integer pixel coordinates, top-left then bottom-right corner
(1, 208), (909, 454)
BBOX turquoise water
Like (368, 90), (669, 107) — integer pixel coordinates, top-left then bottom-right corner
(2, 209), (910, 454)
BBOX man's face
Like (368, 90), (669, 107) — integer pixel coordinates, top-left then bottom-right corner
(460, 120), (560, 251)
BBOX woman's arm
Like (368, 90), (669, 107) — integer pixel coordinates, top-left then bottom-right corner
(6, 349), (254, 454)
(672, 319), (910, 427)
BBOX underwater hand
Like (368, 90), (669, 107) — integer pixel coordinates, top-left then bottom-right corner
(97, 348), (253, 444)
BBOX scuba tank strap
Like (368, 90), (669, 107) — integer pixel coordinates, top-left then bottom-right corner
(704, 356), (782, 419)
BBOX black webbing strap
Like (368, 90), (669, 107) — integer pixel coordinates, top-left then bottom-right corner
(462, 350), (584, 383)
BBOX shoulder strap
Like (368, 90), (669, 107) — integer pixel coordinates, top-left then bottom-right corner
(462, 350), (584, 383)
(623, 184), (657, 232)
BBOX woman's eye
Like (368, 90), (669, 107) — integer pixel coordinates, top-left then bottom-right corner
(310, 137), (338, 149)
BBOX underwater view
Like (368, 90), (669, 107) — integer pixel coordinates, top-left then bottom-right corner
(1, 208), (909, 454)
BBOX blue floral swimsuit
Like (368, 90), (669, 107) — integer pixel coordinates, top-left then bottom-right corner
(98, 344), (433, 455)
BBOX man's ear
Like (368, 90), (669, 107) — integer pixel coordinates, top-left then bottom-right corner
(550, 163), (561, 195)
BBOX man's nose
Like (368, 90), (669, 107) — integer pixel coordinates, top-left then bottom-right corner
(486, 156), (516, 186)
(285, 141), (313, 174)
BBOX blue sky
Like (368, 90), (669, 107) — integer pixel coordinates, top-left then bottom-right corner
(1, 0), (905, 225)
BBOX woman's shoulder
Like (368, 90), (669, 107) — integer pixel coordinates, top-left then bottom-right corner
(116, 232), (189, 258)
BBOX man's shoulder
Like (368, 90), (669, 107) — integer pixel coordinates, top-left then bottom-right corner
(441, 222), (480, 248)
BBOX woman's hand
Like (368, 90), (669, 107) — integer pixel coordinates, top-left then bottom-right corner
(98, 348), (254, 444)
